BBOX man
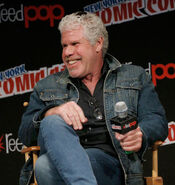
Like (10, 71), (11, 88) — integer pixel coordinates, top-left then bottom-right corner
(18, 11), (168, 185)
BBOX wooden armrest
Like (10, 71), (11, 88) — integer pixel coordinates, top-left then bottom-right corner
(145, 141), (163, 185)
(152, 141), (163, 150)
(21, 146), (40, 154)
(152, 141), (162, 178)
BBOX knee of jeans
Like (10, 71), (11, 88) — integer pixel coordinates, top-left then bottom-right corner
(39, 115), (77, 140)
(35, 154), (55, 177)
(40, 115), (66, 129)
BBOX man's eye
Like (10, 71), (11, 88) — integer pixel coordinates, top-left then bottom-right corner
(62, 44), (67, 48)
(72, 42), (78, 46)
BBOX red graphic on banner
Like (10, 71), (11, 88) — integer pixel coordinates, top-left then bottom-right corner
(0, 63), (65, 99)
(95, 0), (146, 26)
(0, 135), (5, 151)
(151, 63), (175, 86)
(0, 68), (46, 98)
(146, 0), (175, 15)
(24, 4), (65, 28)
(163, 122), (175, 146)
(167, 124), (175, 142)
(0, 3), (65, 28)
(84, 0), (175, 26)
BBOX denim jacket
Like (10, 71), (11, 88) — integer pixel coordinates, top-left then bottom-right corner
(18, 54), (168, 185)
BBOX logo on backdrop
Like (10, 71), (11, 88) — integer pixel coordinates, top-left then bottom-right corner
(146, 62), (175, 86)
(0, 3), (65, 28)
(0, 62), (174, 99)
(0, 63), (65, 99)
(1, 1), (175, 28)
(84, 0), (175, 26)
(0, 133), (23, 154)
(163, 121), (175, 146)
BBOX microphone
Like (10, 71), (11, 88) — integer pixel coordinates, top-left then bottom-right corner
(110, 101), (138, 154)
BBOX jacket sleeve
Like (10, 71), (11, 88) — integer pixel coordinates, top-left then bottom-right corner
(18, 87), (57, 146)
(137, 70), (168, 152)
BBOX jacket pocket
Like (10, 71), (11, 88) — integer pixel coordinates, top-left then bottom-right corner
(127, 173), (144, 185)
(39, 89), (69, 105)
(116, 79), (142, 90)
(116, 79), (142, 112)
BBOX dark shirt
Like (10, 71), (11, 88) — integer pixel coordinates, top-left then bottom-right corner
(70, 62), (117, 157)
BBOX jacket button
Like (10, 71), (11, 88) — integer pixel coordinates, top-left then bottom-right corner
(85, 138), (88, 142)
(88, 127), (92, 131)
(130, 83), (133, 87)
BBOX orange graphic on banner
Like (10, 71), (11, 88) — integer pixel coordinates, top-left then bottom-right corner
(0, 135), (5, 151)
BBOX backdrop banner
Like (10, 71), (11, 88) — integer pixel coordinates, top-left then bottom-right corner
(0, 0), (174, 185)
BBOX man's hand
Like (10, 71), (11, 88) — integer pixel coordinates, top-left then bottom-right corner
(115, 127), (143, 152)
(45, 101), (88, 130)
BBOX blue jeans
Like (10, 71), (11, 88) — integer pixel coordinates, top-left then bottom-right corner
(35, 115), (124, 185)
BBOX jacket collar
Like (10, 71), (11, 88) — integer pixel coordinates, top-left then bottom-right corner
(105, 53), (121, 71)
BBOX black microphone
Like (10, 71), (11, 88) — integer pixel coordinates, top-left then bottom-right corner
(110, 101), (138, 154)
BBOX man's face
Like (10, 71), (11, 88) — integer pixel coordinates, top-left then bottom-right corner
(61, 26), (102, 78)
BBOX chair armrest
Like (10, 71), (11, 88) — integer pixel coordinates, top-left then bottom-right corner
(21, 146), (40, 154)
(152, 141), (163, 178)
(152, 141), (163, 150)
(145, 141), (163, 185)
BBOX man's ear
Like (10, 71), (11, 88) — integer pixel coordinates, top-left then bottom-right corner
(96, 37), (104, 53)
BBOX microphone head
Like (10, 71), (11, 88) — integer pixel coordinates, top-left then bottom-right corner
(115, 101), (128, 118)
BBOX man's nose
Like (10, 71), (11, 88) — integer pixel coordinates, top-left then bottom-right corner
(64, 45), (75, 56)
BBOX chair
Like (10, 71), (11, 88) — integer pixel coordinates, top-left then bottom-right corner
(21, 146), (40, 185)
(21, 142), (163, 185)
(21, 102), (163, 185)
(144, 141), (163, 185)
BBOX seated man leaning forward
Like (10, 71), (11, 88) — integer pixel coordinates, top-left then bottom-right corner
(18, 11), (168, 185)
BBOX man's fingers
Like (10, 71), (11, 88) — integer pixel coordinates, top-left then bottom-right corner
(58, 101), (87, 130)
(45, 101), (87, 130)
(120, 140), (142, 152)
(72, 102), (88, 123)
(115, 127), (143, 152)
(67, 111), (83, 130)
(115, 132), (125, 141)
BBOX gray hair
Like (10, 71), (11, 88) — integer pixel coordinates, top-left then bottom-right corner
(58, 11), (109, 57)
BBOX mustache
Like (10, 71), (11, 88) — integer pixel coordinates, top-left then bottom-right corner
(65, 56), (82, 62)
